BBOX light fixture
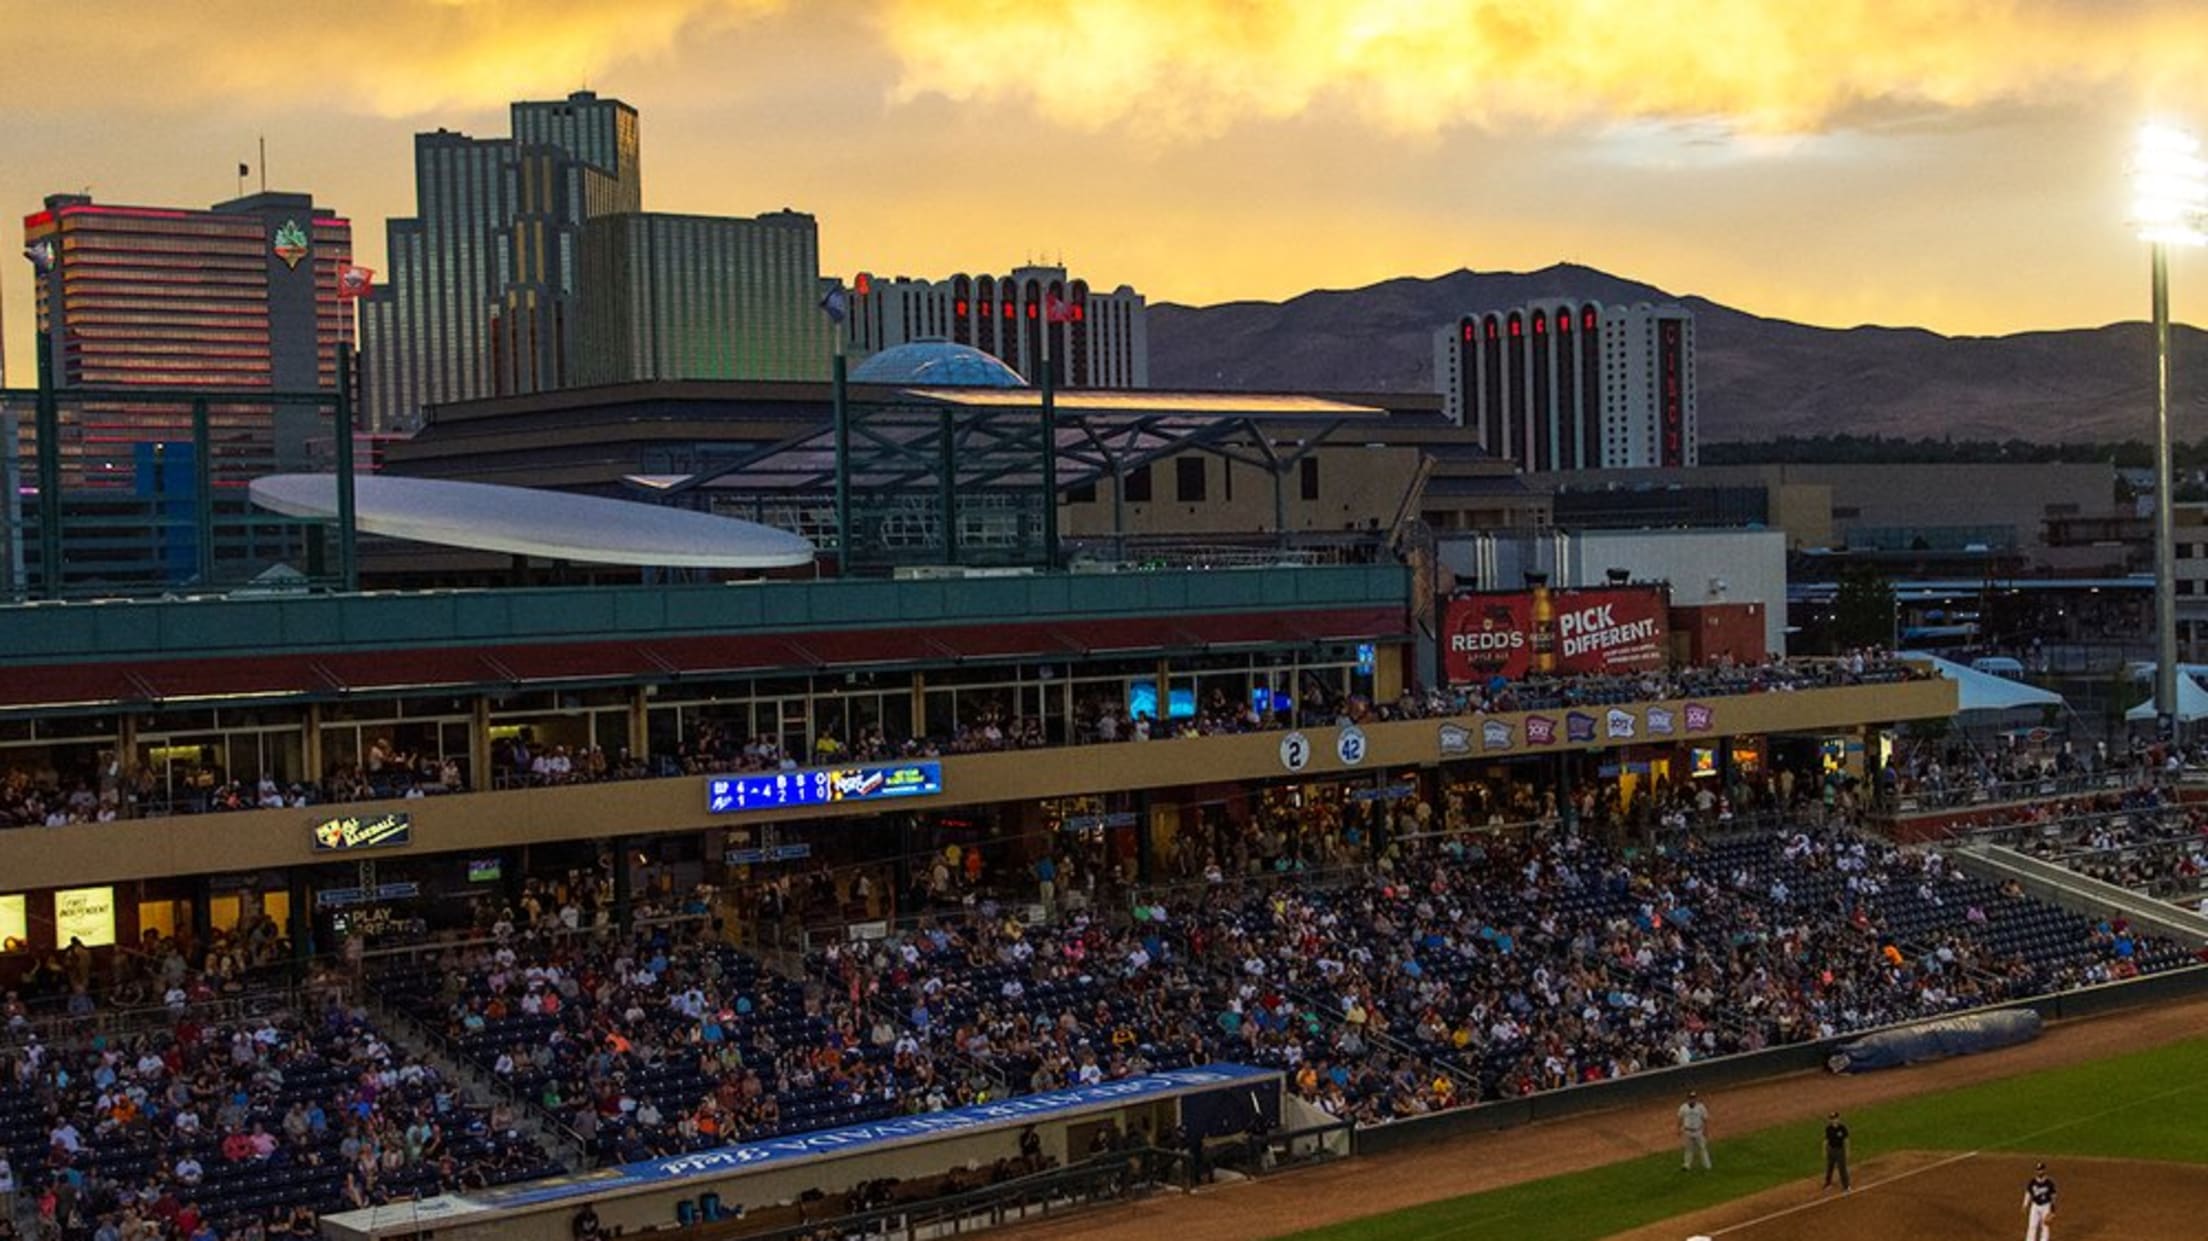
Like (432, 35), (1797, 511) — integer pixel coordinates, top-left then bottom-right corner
(2132, 123), (2208, 247)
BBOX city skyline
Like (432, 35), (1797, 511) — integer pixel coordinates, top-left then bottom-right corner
(5, 0), (2208, 385)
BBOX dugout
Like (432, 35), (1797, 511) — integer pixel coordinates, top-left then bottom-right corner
(319, 1065), (1281, 1241)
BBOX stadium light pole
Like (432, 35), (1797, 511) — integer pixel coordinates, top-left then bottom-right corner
(2131, 121), (2208, 731)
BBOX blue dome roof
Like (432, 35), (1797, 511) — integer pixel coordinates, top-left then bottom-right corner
(849, 339), (1027, 387)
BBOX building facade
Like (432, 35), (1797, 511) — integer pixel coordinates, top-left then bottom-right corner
(846, 265), (1148, 387)
(22, 191), (352, 483)
(1433, 301), (1697, 471)
(574, 210), (832, 386)
(359, 92), (640, 431)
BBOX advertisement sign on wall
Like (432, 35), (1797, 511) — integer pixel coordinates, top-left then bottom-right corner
(1442, 586), (1668, 684)
(55, 886), (116, 948)
(1551, 588), (1670, 673)
(0, 893), (25, 951)
(313, 811), (413, 852)
(1441, 592), (1536, 683)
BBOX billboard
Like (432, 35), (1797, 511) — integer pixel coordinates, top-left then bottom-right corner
(1442, 586), (1668, 684)
(1441, 592), (1535, 683)
(1552, 587), (1669, 673)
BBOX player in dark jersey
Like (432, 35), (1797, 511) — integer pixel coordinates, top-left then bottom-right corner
(2022, 1162), (2057, 1241)
(1821, 1112), (1850, 1191)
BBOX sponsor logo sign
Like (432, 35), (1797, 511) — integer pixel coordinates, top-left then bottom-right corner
(312, 811), (412, 852)
(1441, 593), (1535, 683)
(1438, 722), (1472, 757)
(273, 219), (310, 269)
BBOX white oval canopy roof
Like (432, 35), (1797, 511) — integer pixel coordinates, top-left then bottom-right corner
(250, 474), (815, 569)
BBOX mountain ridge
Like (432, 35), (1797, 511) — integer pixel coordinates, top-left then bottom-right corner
(1146, 266), (2208, 443)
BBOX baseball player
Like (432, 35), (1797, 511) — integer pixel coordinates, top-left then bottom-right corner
(1677, 1091), (1712, 1171)
(1822, 1112), (1850, 1191)
(2022, 1162), (2057, 1241)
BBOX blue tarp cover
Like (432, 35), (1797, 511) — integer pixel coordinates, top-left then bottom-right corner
(1830, 1008), (2043, 1073)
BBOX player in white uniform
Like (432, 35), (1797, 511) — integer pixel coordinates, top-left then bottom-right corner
(2022, 1162), (2057, 1241)
(1677, 1091), (1711, 1170)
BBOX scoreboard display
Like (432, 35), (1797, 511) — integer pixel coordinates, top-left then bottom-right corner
(706, 761), (944, 814)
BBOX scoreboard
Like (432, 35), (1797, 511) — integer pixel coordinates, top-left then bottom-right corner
(706, 761), (944, 814)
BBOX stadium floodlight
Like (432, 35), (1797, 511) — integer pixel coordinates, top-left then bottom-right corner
(2131, 121), (2208, 732)
(2133, 122), (2208, 247)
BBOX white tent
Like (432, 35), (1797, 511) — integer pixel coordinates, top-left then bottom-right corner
(2125, 673), (2208, 723)
(1900, 653), (2065, 714)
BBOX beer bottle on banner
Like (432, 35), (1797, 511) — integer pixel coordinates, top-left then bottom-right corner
(1532, 584), (1556, 674)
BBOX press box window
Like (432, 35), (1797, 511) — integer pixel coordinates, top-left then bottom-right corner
(1176, 457), (1206, 503)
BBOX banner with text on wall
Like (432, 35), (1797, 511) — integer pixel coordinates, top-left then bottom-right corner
(1443, 585), (1669, 684)
(1551, 587), (1669, 674)
(1441, 591), (1536, 683)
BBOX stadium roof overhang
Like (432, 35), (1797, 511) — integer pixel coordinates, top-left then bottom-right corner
(251, 474), (816, 568)
(623, 387), (1389, 496)
(0, 607), (1409, 716)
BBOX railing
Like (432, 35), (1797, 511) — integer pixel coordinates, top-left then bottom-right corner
(0, 979), (318, 1049)
(1888, 770), (2164, 813)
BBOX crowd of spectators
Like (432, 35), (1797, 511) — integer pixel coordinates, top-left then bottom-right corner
(0, 996), (558, 1241)
(1164, 822), (2187, 1122)
(353, 813), (2194, 1169)
(1, 791), (2191, 1241)
(1883, 734), (2199, 810)
(1956, 785), (2208, 907)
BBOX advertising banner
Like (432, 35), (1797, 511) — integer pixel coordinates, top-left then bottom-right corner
(312, 811), (412, 852)
(1441, 592), (1536, 683)
(1552, 587), (1669, 673)
(55, 886), (116, 948)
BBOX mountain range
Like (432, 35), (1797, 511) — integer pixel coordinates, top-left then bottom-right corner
(1147, 265), (2208, 443)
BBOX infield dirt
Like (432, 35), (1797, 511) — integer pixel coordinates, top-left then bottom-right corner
(988, 993), (2208, 1241)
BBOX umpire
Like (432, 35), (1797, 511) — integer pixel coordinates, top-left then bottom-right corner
(1822, 1112), (1851, 1191)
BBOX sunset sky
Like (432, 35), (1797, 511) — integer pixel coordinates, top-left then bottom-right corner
(5, 0), (2208, 381)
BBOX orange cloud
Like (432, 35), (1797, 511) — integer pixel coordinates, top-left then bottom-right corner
(877, 0), (2208, 137)
(2, 0), (787, 117)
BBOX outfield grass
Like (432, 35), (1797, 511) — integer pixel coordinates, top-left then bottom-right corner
(1283, 1036), (2208, 1241)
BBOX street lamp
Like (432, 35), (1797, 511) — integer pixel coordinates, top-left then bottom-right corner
(2130, 122), (2208, 729)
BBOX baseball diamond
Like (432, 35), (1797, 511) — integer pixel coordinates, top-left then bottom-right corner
(985, 996), (2208, 1241)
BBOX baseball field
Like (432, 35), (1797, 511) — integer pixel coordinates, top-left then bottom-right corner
(1285, 1030), (2208, 1241)
(995, 993), (2208, 1241)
